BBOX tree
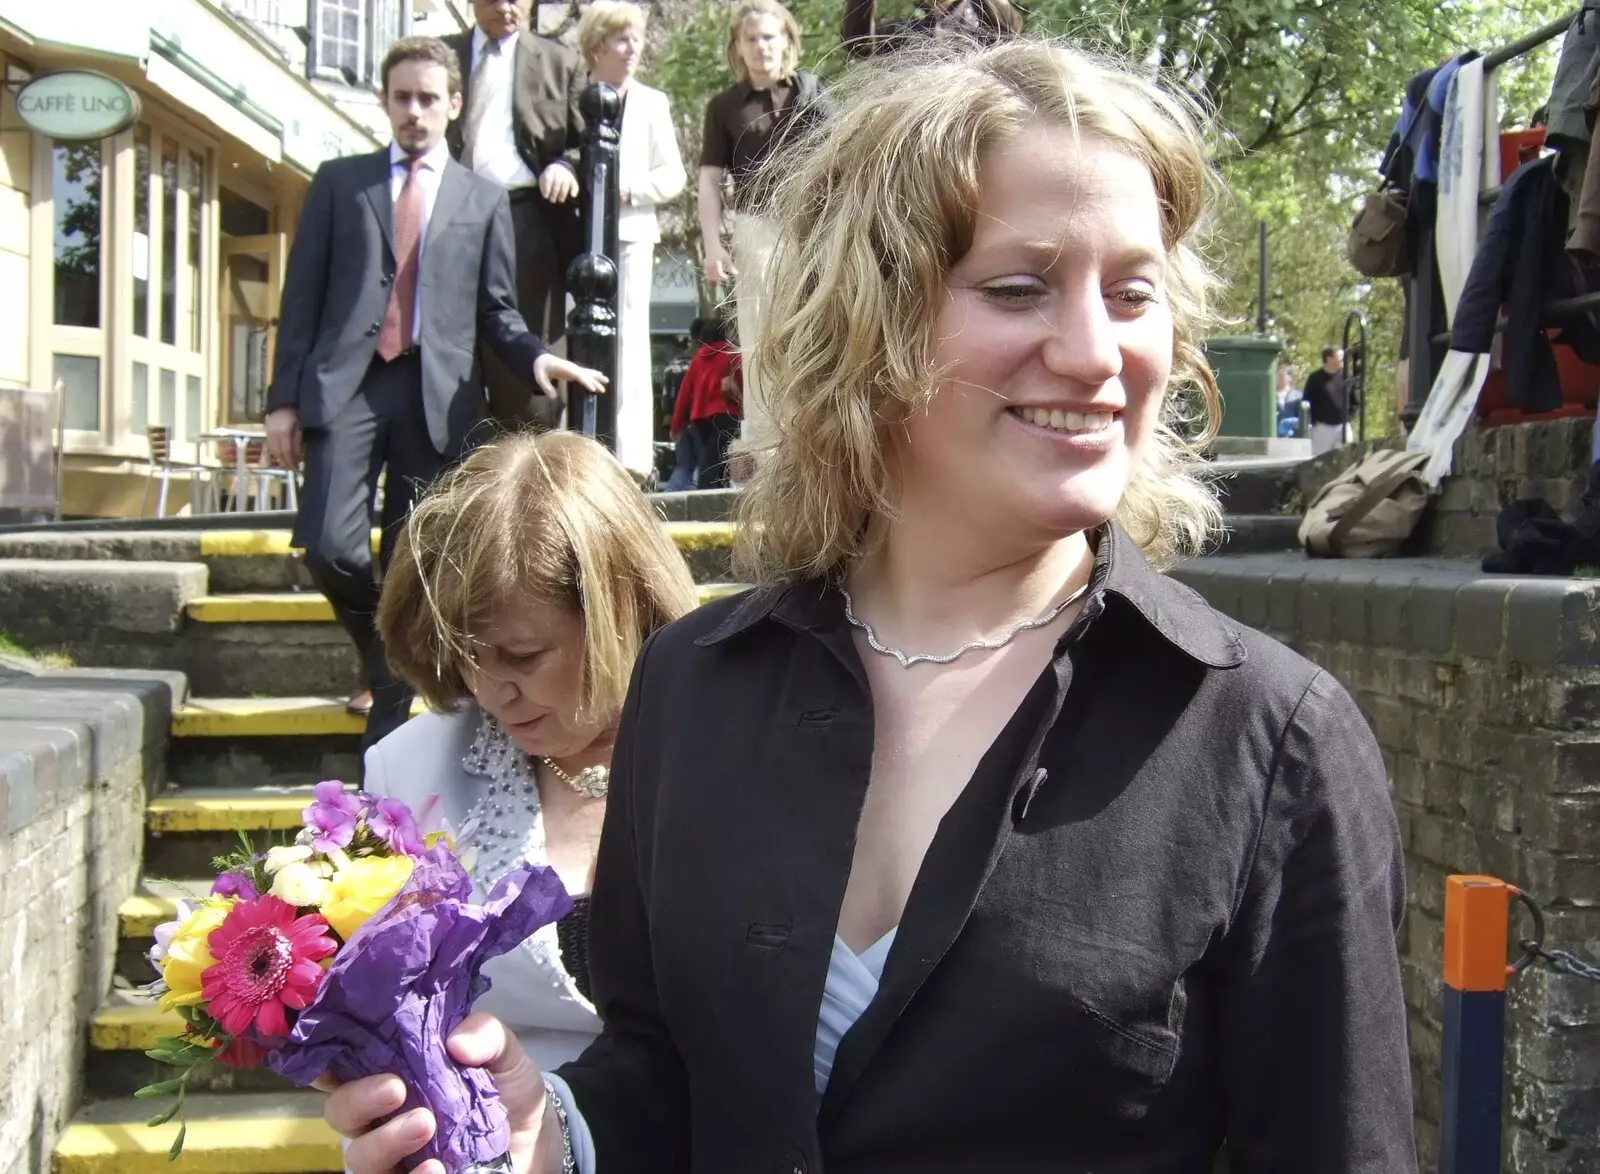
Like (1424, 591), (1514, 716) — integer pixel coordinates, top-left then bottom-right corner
(645, 0), (1573, 432)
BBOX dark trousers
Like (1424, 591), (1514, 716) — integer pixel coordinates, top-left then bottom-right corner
(293, 353), (448, 753)
(689, 413), (741, 489)
(481, 192), (567, 434)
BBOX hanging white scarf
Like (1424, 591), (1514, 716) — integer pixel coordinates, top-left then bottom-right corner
(1407, 57), (1502, 485)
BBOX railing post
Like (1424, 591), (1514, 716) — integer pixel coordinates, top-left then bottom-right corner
(1343, 309), (1368, 443)
(566, 82), (621, 450)
(1440, 875), (1512, 1174)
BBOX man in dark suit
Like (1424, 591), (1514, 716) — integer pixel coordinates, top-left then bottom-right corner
(263, 35), (605, 749)
(444, 0), (586, 432)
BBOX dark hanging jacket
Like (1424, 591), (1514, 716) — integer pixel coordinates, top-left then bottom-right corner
(1450, 153), (1600, 413)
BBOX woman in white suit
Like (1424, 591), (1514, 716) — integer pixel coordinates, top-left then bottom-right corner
(580, 1), (687, 479)
(364, 430), (699, 1072)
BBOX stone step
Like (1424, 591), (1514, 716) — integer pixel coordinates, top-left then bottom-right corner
(85, 993), (296, 1099)
(187, 580), (748, 623)
(170, 580), (747, 697)
(0, 520), (737, 592)
(145, 784), (327, 877)
(114, 882), (216, 991)
(173, 696), (420, 739)
(54, 1090), (338, 1174)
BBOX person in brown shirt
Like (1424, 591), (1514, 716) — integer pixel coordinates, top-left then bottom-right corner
(697, 0), (829, 472)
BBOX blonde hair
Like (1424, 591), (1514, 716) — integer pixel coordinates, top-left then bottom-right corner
(576, 1), (647, 69)
(735, 40), (1224, 582)
(379, 431), (699, 722)
(726, 0), (802, 84)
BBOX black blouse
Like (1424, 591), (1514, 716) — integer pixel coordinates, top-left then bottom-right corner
(558, 524), (1416, 1173)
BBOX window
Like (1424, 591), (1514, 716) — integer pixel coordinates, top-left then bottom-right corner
(160, 140), (178, 346)
(123, 122), (212, 457)
(133, 126), (151, 338)
(185, 375), (202, 441)
(53, 354), (100, 431)
(159, 368), (176, 429)
(310, 0), (405, 88)
(132, 362), (149, 432)
(313, 0), (363, 81)
(52, 141), (103, 329)
(185, 151), (205, 351)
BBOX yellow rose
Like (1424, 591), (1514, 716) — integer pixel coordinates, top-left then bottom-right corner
(320, 855), (414, 942)
(158, 898), (234, 1011)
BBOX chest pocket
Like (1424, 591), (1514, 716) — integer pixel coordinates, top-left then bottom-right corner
(964, 912), (1191, 1120)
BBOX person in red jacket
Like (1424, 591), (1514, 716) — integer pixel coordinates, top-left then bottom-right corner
(669, 318), (743, 488)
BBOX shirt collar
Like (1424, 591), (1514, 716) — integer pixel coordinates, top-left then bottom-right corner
(740, 75), (795, 100)
(389, 138), (451, 173)
(472, 25), (519, 60)
(694, 522), (1246, 669)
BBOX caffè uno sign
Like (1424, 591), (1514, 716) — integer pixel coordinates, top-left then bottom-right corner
(15, 70), (140, 141)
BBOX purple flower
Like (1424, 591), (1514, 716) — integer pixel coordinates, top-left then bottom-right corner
(303, 780), (363, 853)
(366, 797), (424, 857)
(211, 871), (260, 900)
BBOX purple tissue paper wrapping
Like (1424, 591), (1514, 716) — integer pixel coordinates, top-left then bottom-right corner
(268, 844), (574, 1170)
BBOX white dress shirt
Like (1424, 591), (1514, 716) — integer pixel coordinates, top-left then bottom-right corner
(469, 27), (539, 190)
(387, 139), (450, 344)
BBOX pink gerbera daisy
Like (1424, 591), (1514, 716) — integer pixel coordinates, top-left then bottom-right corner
(202, 895), (337, 1041)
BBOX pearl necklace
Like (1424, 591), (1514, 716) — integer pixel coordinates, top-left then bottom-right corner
(840, 582), (1091, 668)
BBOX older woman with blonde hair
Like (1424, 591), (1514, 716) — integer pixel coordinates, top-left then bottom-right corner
(328, 39), (1416, 1174)
(575, 1), (686, 478)
(359, 430), (698, 1073)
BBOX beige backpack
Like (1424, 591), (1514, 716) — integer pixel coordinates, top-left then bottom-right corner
(1298, 449), (1433, 558)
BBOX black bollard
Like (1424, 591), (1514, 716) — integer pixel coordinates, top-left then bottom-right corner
(567, 83), (622, 450)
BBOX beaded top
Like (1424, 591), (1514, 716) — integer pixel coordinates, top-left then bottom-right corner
(460, 717), (590, 995)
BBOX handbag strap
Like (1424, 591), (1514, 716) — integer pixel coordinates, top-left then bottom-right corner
(1320, 457), (1427, 556)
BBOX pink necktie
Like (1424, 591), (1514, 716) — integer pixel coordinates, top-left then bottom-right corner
(377, 155), (424, 360)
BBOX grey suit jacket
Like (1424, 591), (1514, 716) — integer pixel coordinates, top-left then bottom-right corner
(443, 29), (585, 262)
(265, 148), (545, 454)
(443, 29), (585, 181)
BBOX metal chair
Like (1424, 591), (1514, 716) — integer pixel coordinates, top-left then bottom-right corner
(240, 437), (298, 513)
(141, 425), (218, 517)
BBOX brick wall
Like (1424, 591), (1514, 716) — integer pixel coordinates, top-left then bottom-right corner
(0, 665), (175, 1174)
(1172, 554), (1600, 1172)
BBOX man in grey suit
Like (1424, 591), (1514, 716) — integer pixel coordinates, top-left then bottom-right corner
(444, 0), (586, 432)
(263, 35), (605, 749)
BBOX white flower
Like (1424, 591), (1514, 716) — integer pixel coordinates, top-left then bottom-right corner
(264, 844), (314, 875)
(269, 860), (333, 907)
(147, 898), (199, 973)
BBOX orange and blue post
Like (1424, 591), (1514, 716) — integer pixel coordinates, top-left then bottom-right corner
(1440, 875), (1524, 1174)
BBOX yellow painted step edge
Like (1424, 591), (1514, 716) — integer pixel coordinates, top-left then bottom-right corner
(186, 580), (747, 623)
(120, 893), (188, 938)
(54, 1114), (340, 1174)
(171, 696), (426, 738)
(90, 1000), (183, 1052)
(146, 794), (310, 834)
(199, 520), (734, 559)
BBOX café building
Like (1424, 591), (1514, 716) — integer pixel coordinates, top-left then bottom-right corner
(0, 0), (407, 515)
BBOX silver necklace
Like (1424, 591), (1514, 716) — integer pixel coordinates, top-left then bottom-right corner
(541, 756), (610, 799)
(840, 582), (1090, 668)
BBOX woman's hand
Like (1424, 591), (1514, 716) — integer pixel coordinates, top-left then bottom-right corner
(320, 1013), (568, 1174)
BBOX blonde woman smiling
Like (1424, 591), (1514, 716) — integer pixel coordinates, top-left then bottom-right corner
(329, 41), (1415, 1174)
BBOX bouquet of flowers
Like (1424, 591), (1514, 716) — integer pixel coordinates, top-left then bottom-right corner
(140, 782), (572, 1169)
